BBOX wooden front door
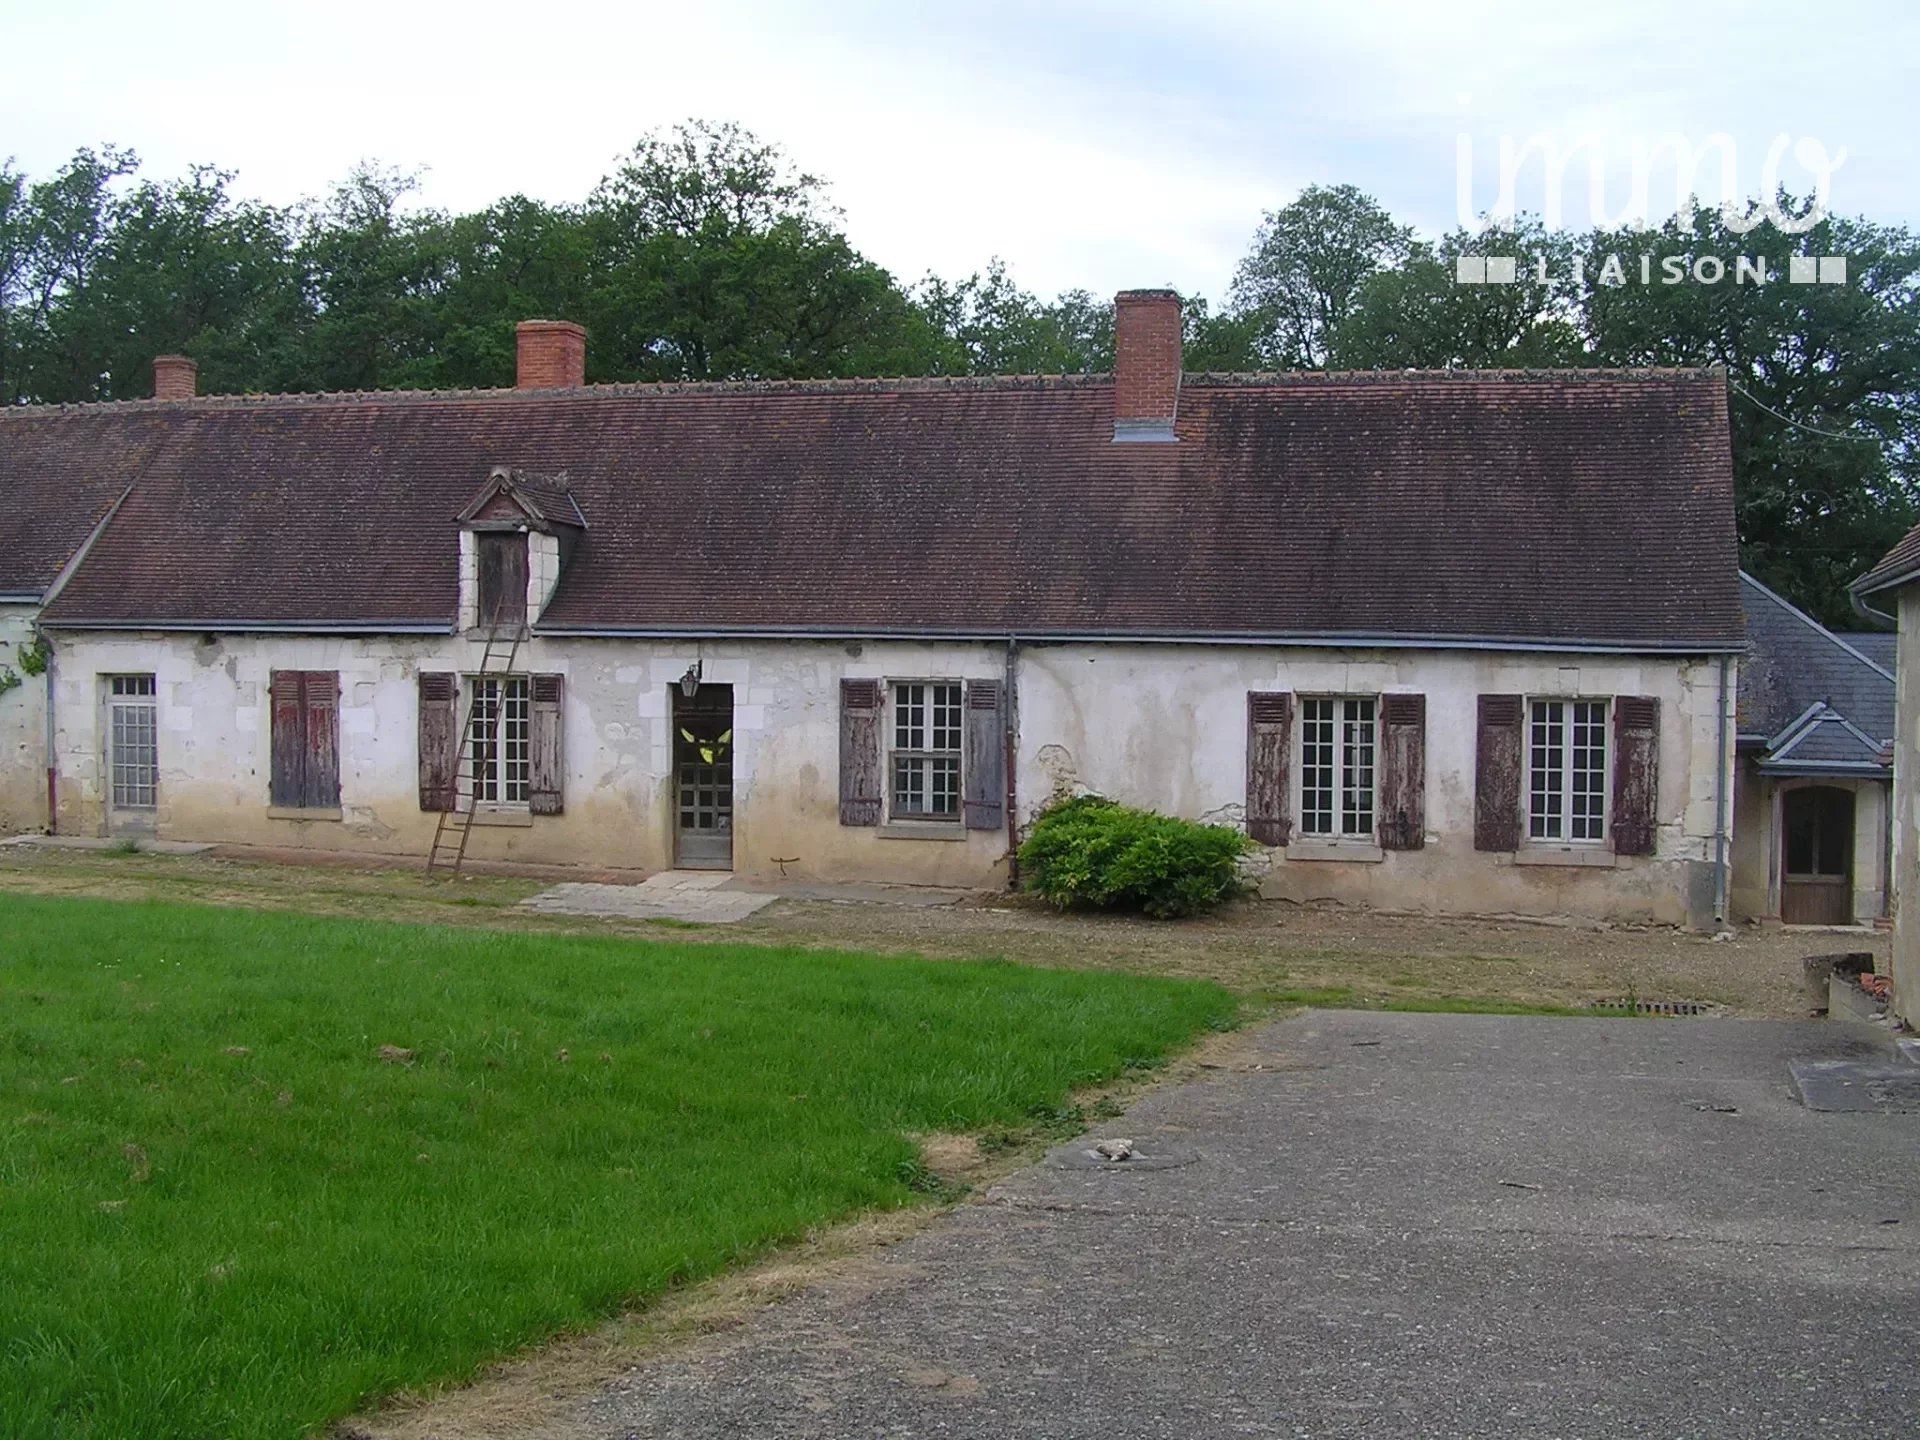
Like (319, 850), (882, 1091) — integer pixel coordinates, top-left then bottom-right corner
(672, 684), (734, 870)
(1781, 786), (1853, 925)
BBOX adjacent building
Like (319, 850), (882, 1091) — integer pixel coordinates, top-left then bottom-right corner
(0, 292), (1748, 926)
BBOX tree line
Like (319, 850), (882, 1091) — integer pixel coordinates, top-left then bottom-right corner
(4, 121), (1915, 626)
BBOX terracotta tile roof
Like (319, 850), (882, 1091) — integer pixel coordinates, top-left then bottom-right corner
(16, 369), (1743, 647)
(1854, 522), (1920, 597)
(0, 408), (148, 599)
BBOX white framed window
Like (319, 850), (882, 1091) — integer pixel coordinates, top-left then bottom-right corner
(890, 680), (962, 821)
(467, 675), (530, 806)
(1528, 698), (1608, 843)
(107, 674), (158, 809)
(1300, 696), (1376, 838)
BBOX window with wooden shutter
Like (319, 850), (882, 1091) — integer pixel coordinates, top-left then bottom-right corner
(529, 674), (565, 815)
(418, 672), (458, 812)
(1377, 693), (1426, 850)
(839, 679), (883, 826)
(476, 532), (529, 629)
(269, 670), (340, 809)
(962, 679), (1005, 831)
(1611, 696), (1659, 856)
(1246, 691), (1293, 846)
(1474, 694), (1523, 852)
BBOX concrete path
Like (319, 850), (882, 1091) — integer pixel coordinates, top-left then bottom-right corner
(520, 871), (778, 924)
(582, 1012), (1920, 1438)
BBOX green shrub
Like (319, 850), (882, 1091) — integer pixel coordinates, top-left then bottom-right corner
(1018, 794), (1254, 918)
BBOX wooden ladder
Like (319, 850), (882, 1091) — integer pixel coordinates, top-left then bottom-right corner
(426, 612), (524, 877)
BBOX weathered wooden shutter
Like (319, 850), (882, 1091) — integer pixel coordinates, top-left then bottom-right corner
(962, 679), (1006, 830)
(839, 679), (883, 826)
(1473, 694), (1524, 852)
(1611, 696), (1660, 856)
(302, 671), (340, 808)
(1246, 691), (1293, 846)
(1377, 693), (1426, 850)
(269, 671), (305, 808)
(418, 672), (458, 812)
(529, 674), (565, 815)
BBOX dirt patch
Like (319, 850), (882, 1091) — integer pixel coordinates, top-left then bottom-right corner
(0, 846), (1881, 1018)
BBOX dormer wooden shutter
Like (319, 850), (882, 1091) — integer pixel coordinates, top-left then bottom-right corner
(1611, 696), (1659, 856)
(839, 679), (883, 826)
(1377, 693), (1426, 850)
(529, 674), (565, 815)
(418, 672), (458, 812)
(1473, 694), (1523, 852)
(962, 679), (1005, 831)
(1246, 691), (1293, 846)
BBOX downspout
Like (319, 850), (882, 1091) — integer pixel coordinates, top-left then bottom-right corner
(1713, 652), (1731, 927)
(43, 632), (56, 835)
(1004, 636), (1020, 889)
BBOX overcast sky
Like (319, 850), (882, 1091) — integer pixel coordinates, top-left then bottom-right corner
(5, 0), (1916, 301)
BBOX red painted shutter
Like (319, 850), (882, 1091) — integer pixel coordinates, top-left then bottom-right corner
(1377, 693), (1426, 850)
(529, 674), (564, 815)
(1474, 694), (1523, 852)
(418, 672), (458, 812)
(1246, 691), (1293, 846)
(302, 671), (340, 808)
(839, 679), (883, 826)
(962, 679), (1006, 830)
(269, 670), (305, 808)
(1611, 696), (1659, 856)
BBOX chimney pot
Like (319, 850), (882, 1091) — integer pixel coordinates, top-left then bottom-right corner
(152, 354), (199, 401)
(1111, 289), (1183, 442)
(515, 320), (587, 390)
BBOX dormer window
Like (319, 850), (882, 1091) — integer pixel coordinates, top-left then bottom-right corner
(455, 465), (586, 633)
(476, 531), (529, 630)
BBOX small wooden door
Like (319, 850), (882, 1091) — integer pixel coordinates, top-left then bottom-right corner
(673, 684), (733, 870)
(1781, 786), (1853, 925)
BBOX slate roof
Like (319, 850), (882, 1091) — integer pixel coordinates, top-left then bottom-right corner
(14, 369), (1743, 647)
(1738, 572), (1893, 774)
(1839, 631), (1897, 672)
(0, 408), (143, 600)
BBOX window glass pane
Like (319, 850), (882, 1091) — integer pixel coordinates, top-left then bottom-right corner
(1529, 701), (1565, 840)
(931, 684), (962, 752)
(1301, 698), (1334, 836)
(469, 679), (500, 804)
(109, 678), (158, 809)
(1569, 700), (1607, 842)
(1342, 698), (1375, 837)
(503, 678), (530, 804)
(894, 683), (925, 750)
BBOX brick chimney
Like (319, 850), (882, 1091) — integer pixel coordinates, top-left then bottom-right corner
(515, 320), (587, 390)
(1112, 289), (1181, 442)
(152, 354), (199, 401)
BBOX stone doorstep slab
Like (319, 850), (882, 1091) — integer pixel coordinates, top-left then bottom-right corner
(518, 880), (777, 925)
(1789, 1058), (1920, 1113)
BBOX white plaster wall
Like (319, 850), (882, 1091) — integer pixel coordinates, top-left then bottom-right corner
(1018, 644), (1732, 928)
(0, 605), (47, 833)
(42, 631), (1734, 923)
(1890, 589), (1920, 1021)
(45, 633), (1009, 885)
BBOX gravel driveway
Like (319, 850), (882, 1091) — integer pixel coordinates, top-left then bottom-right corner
(580, 1012), (1919, 1439)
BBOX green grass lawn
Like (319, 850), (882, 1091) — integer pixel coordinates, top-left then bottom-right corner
(0, 893), (1236, 1439)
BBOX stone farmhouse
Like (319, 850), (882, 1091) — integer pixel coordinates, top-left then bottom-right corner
(1, 290), (1751, 926)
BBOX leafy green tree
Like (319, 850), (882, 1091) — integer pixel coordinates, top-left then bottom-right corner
(1580, 201), (1920, 624)
(1227, 183), (1412, 367)
(1331, 219), (1586, 370)
(909, 262), (1110, 374)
